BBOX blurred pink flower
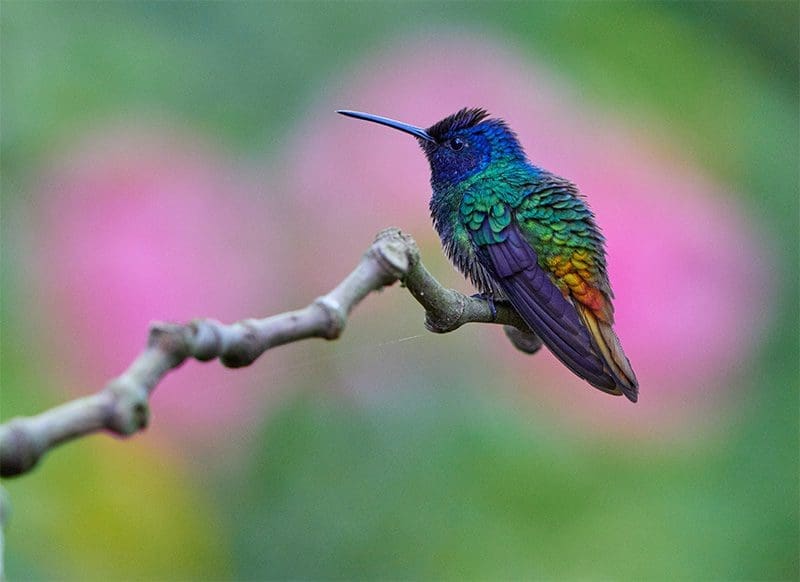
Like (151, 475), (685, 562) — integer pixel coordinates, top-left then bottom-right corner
(30, 123), (290, 451)
(280, 34), (772, 438)
(277, 109), (434, 291)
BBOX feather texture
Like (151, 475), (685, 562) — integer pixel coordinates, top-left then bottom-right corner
(476, 224), (637, 398)
(338, 106), (639, 401)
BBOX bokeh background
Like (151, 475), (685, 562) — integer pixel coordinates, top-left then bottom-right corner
(1, 2), (798, 579)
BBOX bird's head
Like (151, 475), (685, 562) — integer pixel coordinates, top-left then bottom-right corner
(337, 108), (526, 188)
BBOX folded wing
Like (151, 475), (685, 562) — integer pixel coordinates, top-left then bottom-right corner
(476, 223), (637, 401)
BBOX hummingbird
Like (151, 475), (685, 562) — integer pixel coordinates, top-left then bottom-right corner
(337, 108), (638, 402)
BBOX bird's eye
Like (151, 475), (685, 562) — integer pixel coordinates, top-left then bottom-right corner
(449, 137), (466, 151)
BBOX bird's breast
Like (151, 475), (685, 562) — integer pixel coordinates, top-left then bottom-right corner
(429, 180), (506, 295)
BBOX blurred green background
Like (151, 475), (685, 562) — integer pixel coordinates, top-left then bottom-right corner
(1, 2), (798, 580)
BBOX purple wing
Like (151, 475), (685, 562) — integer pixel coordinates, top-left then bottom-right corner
(476, 224), (623, 394)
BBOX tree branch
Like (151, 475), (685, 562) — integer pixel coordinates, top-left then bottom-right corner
(0, 228), (539, 479)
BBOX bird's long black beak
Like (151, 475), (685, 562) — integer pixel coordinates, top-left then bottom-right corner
(337, 110), (436, 143)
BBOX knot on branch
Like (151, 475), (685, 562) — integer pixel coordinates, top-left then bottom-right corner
(313, 297), (347, 339)
(503, 325), (543, 354)
(423, 289), (467, 334)
(0, 422), (43, 477)
(220, 320), (262, 368)
(105, 379), (150, 435)
(148, 322), (191, 368)
(374, 228), (418, 279)
(188, 319), (223, 361)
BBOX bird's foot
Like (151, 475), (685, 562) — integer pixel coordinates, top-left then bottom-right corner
(471, 292), (497, 320)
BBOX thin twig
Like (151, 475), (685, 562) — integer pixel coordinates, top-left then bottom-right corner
(0, 227), (543, 578)
(0, 228), (537, 478)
